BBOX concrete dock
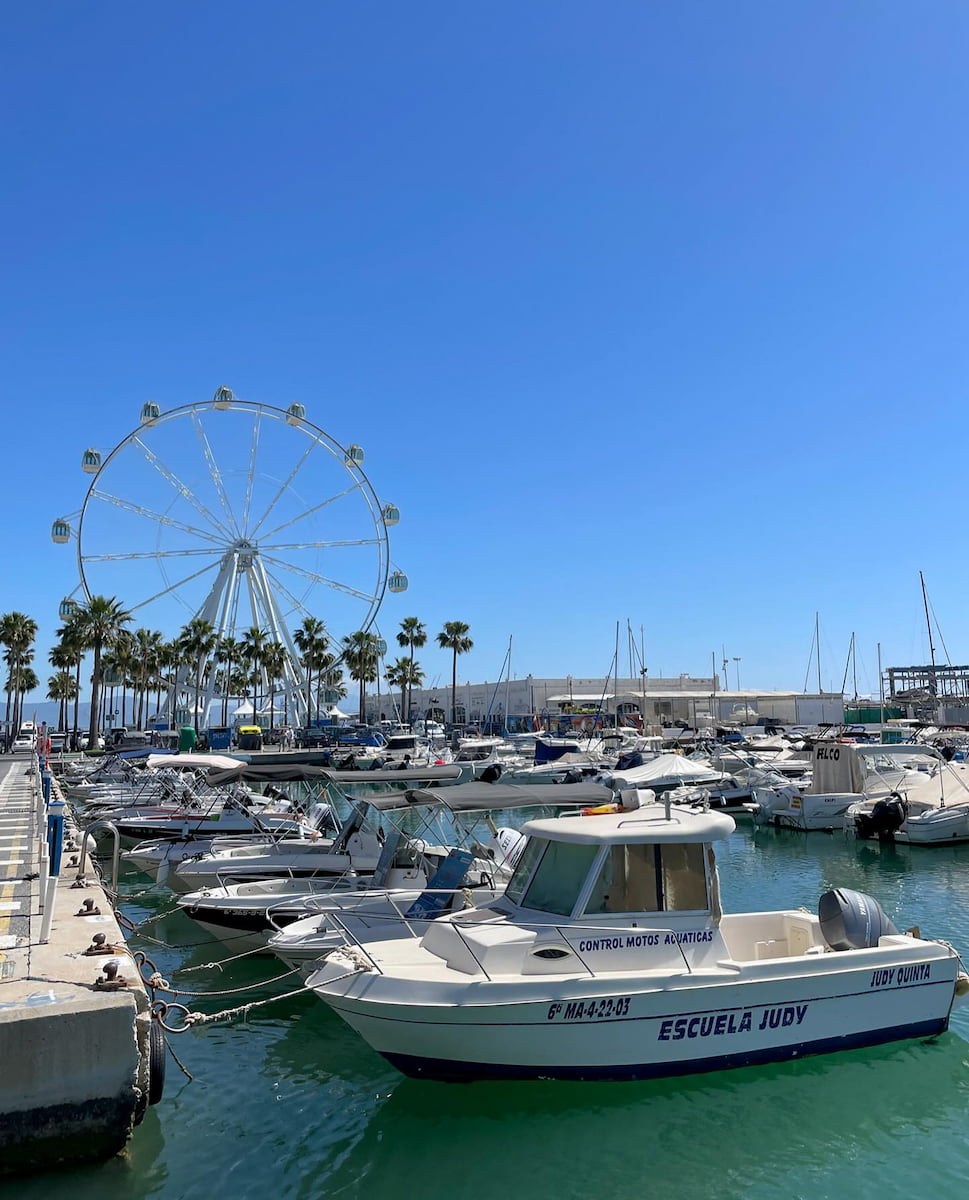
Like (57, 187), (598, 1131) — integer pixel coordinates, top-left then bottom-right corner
(0, 753), (159, 1174)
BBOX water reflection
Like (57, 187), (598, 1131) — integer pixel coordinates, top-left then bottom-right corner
(326, 1034), (969, 1200)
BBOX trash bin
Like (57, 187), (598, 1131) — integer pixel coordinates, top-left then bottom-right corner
(179, 725), (197, 753)
(207, 726), (232, 751)
(237, 725), (263, 751)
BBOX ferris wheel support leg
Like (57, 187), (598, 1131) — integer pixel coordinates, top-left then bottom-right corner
(196, 551), (244, 729)
(250, 559), (307, 727)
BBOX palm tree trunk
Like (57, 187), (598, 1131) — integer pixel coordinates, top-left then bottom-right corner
(451, 652), (458, 726)
(88, 644), (101, 743)
(73, 660), (81, 748)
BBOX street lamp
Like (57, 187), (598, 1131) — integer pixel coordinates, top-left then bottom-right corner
(732, 657), (742, 691)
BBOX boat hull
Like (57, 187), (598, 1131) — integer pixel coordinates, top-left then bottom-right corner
(316, 950), (959, 1082)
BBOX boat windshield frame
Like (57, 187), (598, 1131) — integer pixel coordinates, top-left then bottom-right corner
(502, 835), (712, 920)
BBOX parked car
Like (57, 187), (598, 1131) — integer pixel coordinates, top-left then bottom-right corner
(11, 734), (34, 753)
(295, 727), (333, 749)
(78, 733), (105, 751)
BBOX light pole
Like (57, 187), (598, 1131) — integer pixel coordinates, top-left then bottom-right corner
(732, 657), (742, 691)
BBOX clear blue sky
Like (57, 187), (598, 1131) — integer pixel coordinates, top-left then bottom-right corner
(2, 2), (968, 702)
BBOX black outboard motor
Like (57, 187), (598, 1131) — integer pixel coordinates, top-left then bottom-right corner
(818, 887), (899, 952)
(615, 751), (644, 771)
(854, 793), (908, 842)
(479, 763), (503, 783)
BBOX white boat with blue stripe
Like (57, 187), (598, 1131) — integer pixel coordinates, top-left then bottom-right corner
(307, 797), (969, 1081)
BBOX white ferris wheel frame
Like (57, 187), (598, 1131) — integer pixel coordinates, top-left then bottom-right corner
(74, 398), (392, 726)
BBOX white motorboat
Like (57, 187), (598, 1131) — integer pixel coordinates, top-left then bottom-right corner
(179, 842), (509, 954)
(306, 798), (968, 1082)
(166, 802), (383, 893)
(750, 742), (943, 832)
(846, 747), (969, 845)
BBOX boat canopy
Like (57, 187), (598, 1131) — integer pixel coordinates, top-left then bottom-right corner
(149, 752), (243, 771)
(521, 804), (735, 845)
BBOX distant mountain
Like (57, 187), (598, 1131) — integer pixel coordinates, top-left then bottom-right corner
(11, 700), (90, 730)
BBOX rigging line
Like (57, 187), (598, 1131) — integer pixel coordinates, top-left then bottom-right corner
(258, 482), (361, 543)
(90, 490), (226, 546)
(129, 558), (222, 613)
(82, 548), (224, 562)
(132, 435), (236, 541)
(190, 409), (242, 539)
(802, 620), (817, 694)
(593, 623), (619, 728)
(261, 553), (377, 603)
(248, 435), (320, 540)
(484, 639), (512, 722)
(927, 595), (953, 667)
(840, 633), (853, 697)
(241, 409), (261, 535)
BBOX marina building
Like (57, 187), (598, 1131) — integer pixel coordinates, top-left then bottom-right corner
(375, 674), (844, 732)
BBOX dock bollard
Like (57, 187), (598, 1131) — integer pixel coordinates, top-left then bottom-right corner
(39, 876), (58, 943)
(47, 798), (65, 876)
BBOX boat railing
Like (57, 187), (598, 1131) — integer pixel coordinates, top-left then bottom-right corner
(323, 911), (386, 975)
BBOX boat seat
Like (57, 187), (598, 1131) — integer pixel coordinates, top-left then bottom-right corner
(754, 939), (789, 960)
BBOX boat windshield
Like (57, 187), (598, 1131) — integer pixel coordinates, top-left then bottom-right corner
(584, 843), (708, 915)
(503, 837), (598, 916)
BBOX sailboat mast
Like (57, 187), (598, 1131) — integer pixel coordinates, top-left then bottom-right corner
(504, 636), (512, 734)
(816, 612), (822, 694)
(920, 570), (937, 670)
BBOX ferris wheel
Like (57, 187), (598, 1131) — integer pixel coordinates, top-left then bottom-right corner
(51, 387), (407, 724)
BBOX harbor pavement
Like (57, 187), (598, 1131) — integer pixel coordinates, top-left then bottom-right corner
(0, 753), (158, 1174)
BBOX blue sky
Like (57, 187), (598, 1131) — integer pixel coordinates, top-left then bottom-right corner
(2, 2), (968, 702)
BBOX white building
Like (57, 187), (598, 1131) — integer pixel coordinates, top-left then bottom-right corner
(372, 673), (843, 732)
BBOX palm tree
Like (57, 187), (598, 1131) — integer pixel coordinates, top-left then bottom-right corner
(54, 615), (86, 746)
(103, 630), (136, 730)
(47, 671), (78, 732)
(6, 664), (38, 733)
(342, 631), (380, 724)
(0, 612), (38, 745)
(396, 617), (427, 724)
(75, 595), (132, 745)
(4, 645), (35, 737)
(240, 626), (269, 724)
(132, 628), (164, 728)
(157, 638), (183, 729)
(49, 642), (78, 732)
(261, 641), (288, 733)
(294, 617), (329, 725)
(384, 657), (425, 724)
(178, 618), (219, 734)
(436, 621), (473, 728)
(216, 636), (243, 726)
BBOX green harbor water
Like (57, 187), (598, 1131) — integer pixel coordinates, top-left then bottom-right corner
(9, 824), (969, 1200)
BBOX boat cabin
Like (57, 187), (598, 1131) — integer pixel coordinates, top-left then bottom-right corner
(422, 804), (746, 976)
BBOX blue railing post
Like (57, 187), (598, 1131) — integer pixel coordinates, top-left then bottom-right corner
(41, 768), (52, 805)
(47, 798), (65, 875)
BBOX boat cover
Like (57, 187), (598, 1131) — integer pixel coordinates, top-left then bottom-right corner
(610, 753), (722, 785)
(203, 762), (463, 786)
(365, 780), (615, 812)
